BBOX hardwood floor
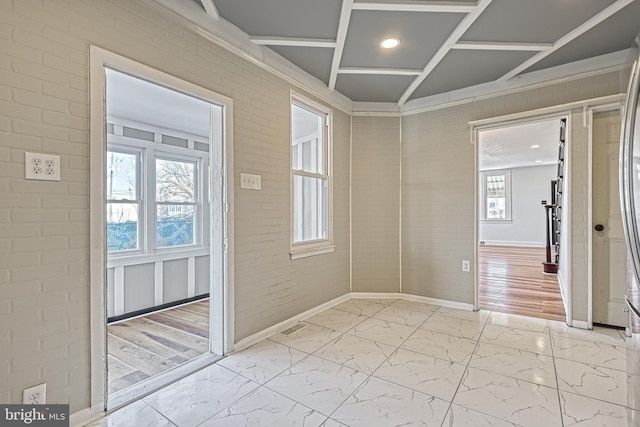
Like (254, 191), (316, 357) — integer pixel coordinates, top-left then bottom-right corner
(479, 245), (566, 321)
(107, 299), (210, 395)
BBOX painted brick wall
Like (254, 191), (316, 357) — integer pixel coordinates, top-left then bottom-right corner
(0, 0), (350, 412)
(351, 116), (400, 292)
(401, 71), (625, 310)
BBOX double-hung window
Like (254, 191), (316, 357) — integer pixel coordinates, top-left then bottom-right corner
(290, 94), (333, 258)
(155, 157), (198, 248)
(106, 149), (141, 252)
(481, 170), (512, 221)
(106, 130), (206, 255)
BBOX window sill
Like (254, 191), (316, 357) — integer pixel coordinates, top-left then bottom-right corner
(290, 245), (335, 260)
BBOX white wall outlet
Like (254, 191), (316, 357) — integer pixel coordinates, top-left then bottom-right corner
(23, 383), (46, 404)
(25, 152), (60, 181)
(462, 260), (471, 272)
(240, 173), (261, 190)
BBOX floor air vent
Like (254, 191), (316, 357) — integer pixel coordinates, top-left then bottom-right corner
(280, 322), (308, 336)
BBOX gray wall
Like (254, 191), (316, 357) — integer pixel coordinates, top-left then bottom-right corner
(351, 116), (401, 292)
(401, 71), (625, 311)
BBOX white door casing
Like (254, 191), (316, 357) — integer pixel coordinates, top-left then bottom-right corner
(89, 46), (234, 414)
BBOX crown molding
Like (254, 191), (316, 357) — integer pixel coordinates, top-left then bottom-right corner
(353, 49), (633, 116)
(145, 1), (632, 118)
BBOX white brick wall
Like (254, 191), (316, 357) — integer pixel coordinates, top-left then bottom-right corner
(0, 0), (350, 412)
(352, 116), (401, 292)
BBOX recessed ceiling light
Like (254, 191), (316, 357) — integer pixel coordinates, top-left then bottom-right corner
(531, 144), (540, 149)
(535, 160), (543, 163)
(380, 38), (399, 49)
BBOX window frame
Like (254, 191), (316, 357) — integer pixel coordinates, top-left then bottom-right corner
(106, 146), (144, 255)
(290, 92), (334, 259)
(106, 138), (209, 257)
(481, 169), (512, 222)
(153, 154), (202, 250)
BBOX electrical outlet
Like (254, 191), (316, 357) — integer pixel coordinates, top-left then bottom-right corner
(462, 260), (471, 272)
(25, 152), (60, 181)
(23, 383), (46, 404)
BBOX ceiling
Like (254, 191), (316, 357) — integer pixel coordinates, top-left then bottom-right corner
(106, 69), (212, 137)
(164, 0), (640, 106)
(479, 118), (561, 171)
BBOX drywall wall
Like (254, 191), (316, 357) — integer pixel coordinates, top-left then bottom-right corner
(401, 70), (625, 313)
(0, 0), (350, 412)
(351, 116), (401, 292)
(480, 164), (557, 247)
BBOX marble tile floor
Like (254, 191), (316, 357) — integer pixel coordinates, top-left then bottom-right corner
(89, 298), (630, 427)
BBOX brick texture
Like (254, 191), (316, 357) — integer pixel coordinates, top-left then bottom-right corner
(1, 0), (350, 413)
(352, 116), (401, 292)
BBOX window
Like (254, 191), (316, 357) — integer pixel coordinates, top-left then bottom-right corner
(106, 150), (141, 252)
(106, 140), (206, 254)
(291, 94), (333, 258)
(156, 158), (197, 247)
(482, 170), (511, 221)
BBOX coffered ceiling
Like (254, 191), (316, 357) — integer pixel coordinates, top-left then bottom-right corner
(157, 0), (640, 107)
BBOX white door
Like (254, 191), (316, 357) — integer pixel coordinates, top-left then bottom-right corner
(593, 110), (626, 327)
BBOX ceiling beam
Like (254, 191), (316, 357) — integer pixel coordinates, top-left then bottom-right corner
(499, 0), (634, 82)
(353, 0), (476, 13)
(250, 36), (337, 48)
(329, 0), (354, 90)
(199, 0), (219, 19)
(452, 41), (552, 51)
(398, 0), (493, 105)
(339, 67), (423, 75)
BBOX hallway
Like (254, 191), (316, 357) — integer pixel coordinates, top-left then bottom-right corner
(479, 245), (566, 321)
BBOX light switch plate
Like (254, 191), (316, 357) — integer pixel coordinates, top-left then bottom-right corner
(240, 173), (261, 190)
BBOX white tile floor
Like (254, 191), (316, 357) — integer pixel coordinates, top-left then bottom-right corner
(89, 298), (630, 427)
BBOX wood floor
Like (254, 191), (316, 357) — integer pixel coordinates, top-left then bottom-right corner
(479, 245), (566, 321)
(107, 299), (210, 395)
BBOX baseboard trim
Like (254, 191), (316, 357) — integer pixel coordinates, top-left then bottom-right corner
(480, 240), (545, 248)
(232, 293), (351, 352)
(350, 292), (403, 300)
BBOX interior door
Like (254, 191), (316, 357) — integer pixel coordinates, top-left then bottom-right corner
(593, 110), (626, 327)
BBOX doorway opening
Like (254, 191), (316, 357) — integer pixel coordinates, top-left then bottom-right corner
(477, 117), (567, 321)
(90, 47), (234, 413)
(105, 68), (220, 398)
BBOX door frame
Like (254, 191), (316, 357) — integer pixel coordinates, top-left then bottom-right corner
(89, 46), (234, 415)
(588, 103), (625, 329)
(471, 108), (573, 325)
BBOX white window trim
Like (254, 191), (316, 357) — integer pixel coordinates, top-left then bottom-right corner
(106, 146), (144, 255)
(107, 139), (209, 257)
(290, 92), (334, 259)
(154, 155), (201, 250)
(480, 169), (512, 222)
